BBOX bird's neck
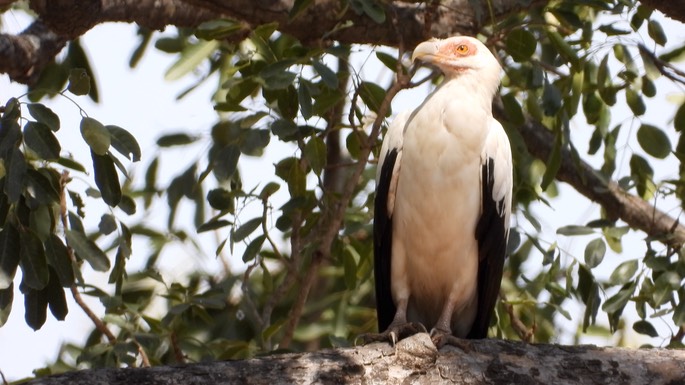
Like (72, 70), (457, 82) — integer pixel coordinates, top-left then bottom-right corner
(442, 69), (500, 109)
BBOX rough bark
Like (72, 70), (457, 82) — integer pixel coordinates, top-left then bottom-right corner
(21, 333), (685, 385)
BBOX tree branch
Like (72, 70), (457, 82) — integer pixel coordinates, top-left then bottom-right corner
(493, 101), (685, 249)
(21, 333), (685, 385)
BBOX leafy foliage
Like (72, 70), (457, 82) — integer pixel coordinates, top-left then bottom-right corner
(1, 0), (685, 379)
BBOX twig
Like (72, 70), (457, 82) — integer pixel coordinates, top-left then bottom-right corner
(261, 197), (284, 262)
(259, 212), (303, 350)
(133, 339), (151, 367)
(58, 171), (117, 344)
(0, 369), (8, 385)
(170, 331), (185, 364)
(279, 251), (324, 349)
(501, 293), (535, 342)
(671, 325), (685, 346)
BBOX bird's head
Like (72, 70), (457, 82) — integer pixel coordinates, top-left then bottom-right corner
(411, 36), (501, 86)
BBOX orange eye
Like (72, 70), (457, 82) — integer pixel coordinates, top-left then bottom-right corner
(455, 44), (469, 54)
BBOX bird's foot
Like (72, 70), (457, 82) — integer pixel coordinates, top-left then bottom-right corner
(429, 328), (473, 352)
(360, 321), (426, 346)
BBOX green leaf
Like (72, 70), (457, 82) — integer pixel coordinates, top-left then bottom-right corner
(198, 219), (232, 233)
(674, 103), (685, 131)
(195, 19), (242, 40)
(4, 148), (26, 203)
(271, 119), (299, 140)
(67, 68), (91, 96)
(91, 150), (122, 206)
(24, 121), (61, 160)
(350, 0), (385, 23)
(602, 282), (635, 314)
(542, 80), (562, 116)
(23, 285), (48, 330)
(65, 230), (110, 272)
(259, 182), (280, 199)
(232, 218), (262, 242)
(242, 235), (265, 262)
(289, 0), (314, 19)
(298, 82), (313, 120)
(584, 238), (606, 269)
(0, 224), (20, 290)
(625, 88), (646, 116)
(540, 132), (561, 191)
(547, 30), (580, 67)
(0, 283), (12, 327)
(213, 145), (241, 181)
(165, 40), (220, 81)
(359, 81), (390, 116)
(207, 188), (233, 211)
(633, 320), (659, 337)
(57, 156), (87, 173)
(157, 133), (198, 147)
(46, 267), (68, 320)
(44, 234), (74, 287)
(502, 93), (524, 125)
(27, 104), (60, 132)
(98, 214), (117, 235)
(67, 40), (99, 101)
(80, 117), (111, 155)
(107, 125), (141, 162)
(376, 51), (399, 72)
(312, 59), (339, 89)
(19, 228), (49, 290)
(505, 29), (536, 62)
(26, 169), (60, 204)
(275, 157), (306, 197)
(304, 136), (327, 175)
(647, 20), (667, 46)
(637, 124), (671, 159)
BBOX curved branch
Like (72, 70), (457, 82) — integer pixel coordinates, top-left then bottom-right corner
(20, 333), (685, 385)
(493, 101), (685, 249)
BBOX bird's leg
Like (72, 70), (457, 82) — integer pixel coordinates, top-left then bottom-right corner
(429, 300), (473, 351)
(360, 298), (425, 346)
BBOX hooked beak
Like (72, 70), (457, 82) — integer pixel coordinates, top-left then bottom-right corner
(411, 40), (439, 63)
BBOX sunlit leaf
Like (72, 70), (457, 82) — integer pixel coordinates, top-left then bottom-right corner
(165, 40), (220, 81)
(584, 238), (606, 268)
(506, 29), (536, 62)
(81, 117), (111, 155)
(67, 68), (90, 96)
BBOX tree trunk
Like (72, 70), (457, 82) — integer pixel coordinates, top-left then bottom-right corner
(23, 333), (685, 385)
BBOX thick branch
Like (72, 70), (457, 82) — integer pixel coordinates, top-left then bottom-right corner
(22, 333), (685, 385)
(493, 101), (685, 249)
(640, 0), (685, 23)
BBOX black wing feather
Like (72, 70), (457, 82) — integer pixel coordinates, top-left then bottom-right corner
(468, 157), (508, 339)
(374, 148), (399, 332)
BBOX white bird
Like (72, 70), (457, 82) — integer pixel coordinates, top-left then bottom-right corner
(372, 36), (512, 346)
